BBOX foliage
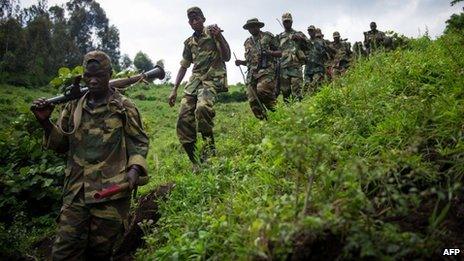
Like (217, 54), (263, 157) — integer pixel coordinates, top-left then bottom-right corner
(133, 32), (464, 260)
(134, 51), (154, 73)
(0, 85), (65, 258)
(0, 0), (120, 86)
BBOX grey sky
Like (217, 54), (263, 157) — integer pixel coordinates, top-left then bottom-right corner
(22, 0), (463, 84)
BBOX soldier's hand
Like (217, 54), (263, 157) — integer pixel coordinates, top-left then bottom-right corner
(208, 24), (223, 38)
(168, 90), (177, 107)
(235, 60), (245, 66)
(31, 98), (54, 123)
(291, 34), (303, 41)
(126, 167), (140, 191)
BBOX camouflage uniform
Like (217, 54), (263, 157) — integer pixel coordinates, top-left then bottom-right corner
(304, 27), (328, 95)
(278, 13), (308, 102)
(329, 32), (352, 76)
(45, 52), (149, 260)
(364, 22), (387, 55)
(177, 26), (227, 145)
(242, 19), (279, 119)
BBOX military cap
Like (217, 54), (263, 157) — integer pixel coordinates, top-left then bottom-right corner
(187, 6), (204, 18)
(308, 25), (316, 31)
(243, 18), (265, 30)
(282, 12), (292, 22)
(316, 28), (323, 37)
(83, 50), (112, 71)
(333, 31), (340, 37)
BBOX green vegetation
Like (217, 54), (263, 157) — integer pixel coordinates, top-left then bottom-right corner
(136, 32), (463, 259)
(0, 31), (463, 261)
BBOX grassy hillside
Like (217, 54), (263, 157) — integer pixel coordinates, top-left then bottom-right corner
(136, 33), (463, 259)
(0, 31), (462, 260)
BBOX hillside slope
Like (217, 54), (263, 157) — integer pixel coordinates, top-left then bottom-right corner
(139, 32), (464, 260)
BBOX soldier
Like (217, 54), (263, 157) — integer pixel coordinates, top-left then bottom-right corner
(30, 51), (149, 260)
(277, 12), (308, 102)
(304, 25), (327, 95)
(363, 22), (387, 55)
(329, 31), (352, 76)
(168, 7), (230, 170)
(235, 18), (281, 120)
(315, 28), (336, 80)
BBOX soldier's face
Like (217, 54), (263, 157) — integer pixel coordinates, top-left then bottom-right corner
(334, 36), (340, 42)
(283, 20), (292, 30)
(248, 26), (260, 36)
(83, 62), (111, 94)
(188, 13), (205, 32)
(370, 23), (377, 30)
(308, 30), (315, 38)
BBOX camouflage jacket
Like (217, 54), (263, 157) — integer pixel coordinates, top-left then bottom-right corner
(364, 30), (386, 50)
(44, 91), (149, 204)
(329, 40), (352, 65)
(305, 38), (328, 74)
(244, 31), (279, 82)
(181, 27), (228, 95)
(278, 29), (308, 69)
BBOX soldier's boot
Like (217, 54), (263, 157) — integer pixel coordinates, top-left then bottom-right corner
(182, 142), (199, 171)
(200, 134), (216, 163)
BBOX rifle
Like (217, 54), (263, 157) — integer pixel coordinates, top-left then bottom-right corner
(275, 59), (281, 97)
(45, 65), (165, 106)
(94, 176), (149, 200)
(233, 52), (268, 120)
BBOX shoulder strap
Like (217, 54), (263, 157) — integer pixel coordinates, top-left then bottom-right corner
(57, 93), (86, 136)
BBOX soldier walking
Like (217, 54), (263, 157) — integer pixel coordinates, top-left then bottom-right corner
(168, 7), (231, 170)
(277, 13), (308, 102)
(304, 25), (328, 95)
(364, 22), (388, 55)
(329, 31), (352, 76)
(235, 18), (281, 120)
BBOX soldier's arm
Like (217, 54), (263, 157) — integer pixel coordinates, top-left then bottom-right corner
(41, 102), (71, 153)
(123, 100), (149, 177)
(268, 34), (282, 58)
(210, 25), (231, 62)
(169, 41), (191, 106)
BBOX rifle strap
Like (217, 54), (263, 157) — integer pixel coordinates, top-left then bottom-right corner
(57, 92), (86, 136)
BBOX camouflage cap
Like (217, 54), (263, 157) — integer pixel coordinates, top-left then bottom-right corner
(308, 25), (316, 31)
(187, 6), (204, 18)
(243, 18), (265, 30)
(282, 12), (292, 22)
(333, 31), (340, 37)
(315, 28), (323, 37)
(83, 50), (112, 71)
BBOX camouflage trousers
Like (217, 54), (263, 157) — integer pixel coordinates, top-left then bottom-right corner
(280, 67), (303, 102)
(52, 188), (130, 261)
(304, 71), (325, 96)
(177, 84), (216, 144)
(247, 76), (276, 120)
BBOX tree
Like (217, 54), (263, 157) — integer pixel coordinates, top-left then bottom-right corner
(133, 51), (154, 72)
(120, 54), (132, 70)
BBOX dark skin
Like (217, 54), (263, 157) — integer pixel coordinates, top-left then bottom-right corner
(31, 62), (141, 190)
(308, 29), (316, 40)
(168, 12), (231, 107)
(283, 20), (305, 42)
(370, 22), (377, 32)
(334, 36), (340, 44)
(235, 25), (282, 66)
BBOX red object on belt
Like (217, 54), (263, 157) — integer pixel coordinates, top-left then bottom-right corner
(94, 184), (125, 200)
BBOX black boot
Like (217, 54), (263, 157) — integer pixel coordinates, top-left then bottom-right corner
(182, 142), (199, 165)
